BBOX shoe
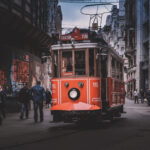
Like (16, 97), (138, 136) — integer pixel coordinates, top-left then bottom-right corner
(20, 116), (23, 120)
(40, 119), (43, 122)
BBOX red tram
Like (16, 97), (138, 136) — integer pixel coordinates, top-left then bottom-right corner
(50, 27), (125, 122)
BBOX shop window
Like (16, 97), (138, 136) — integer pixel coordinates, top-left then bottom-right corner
(75, 51), (85, 75)
(14, 0), (22, 6)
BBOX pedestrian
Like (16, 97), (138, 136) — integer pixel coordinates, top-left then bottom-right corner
(140, 89), (144, 103)
(19, 84), (30, 119)
(31, 81), (46, 122)
(0, 85), (6, 119)
(146, 89), (150, 106)
(134, 89), (139, 104)
(45, 89), (52, 108)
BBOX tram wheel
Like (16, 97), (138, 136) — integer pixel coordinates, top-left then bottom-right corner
(53, 114), (61, 122)
(0, 117), (2, 125)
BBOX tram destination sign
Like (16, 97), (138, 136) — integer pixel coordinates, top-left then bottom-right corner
(60, 27), (88, 41)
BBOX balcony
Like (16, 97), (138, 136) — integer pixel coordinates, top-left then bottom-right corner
(0, 1), (52, 52)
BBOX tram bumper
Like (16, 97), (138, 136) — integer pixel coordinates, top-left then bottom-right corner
(51, 102), (101, 111)
(51, 102), (101, 121)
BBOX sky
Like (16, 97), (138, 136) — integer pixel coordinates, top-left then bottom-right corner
(59, 0), (119, 33)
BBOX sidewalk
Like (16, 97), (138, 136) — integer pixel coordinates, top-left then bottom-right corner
(0, 107), (71, 150)
(125, 97), (148, 107)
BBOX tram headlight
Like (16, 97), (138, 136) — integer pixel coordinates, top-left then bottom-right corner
(68, 88), (80, 100)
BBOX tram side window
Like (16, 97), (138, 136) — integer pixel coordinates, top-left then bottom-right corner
(89, 49), (94, 76)
(62, 51), (73, 76)
(111, 58), (115, 78)
(75, 51), (85, 75)
(54, 51), (58, 78)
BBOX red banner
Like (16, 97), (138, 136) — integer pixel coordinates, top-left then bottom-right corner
(0, 70), (5, 87)
(13, 59), (29, 83)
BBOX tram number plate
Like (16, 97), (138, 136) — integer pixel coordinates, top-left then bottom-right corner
(93, 82), (99, 88)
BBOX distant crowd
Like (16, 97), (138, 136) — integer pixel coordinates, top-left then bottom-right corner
(133, 89), (150, 105)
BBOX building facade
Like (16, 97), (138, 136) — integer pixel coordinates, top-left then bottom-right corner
(125, 0), (150, 99)
(0, 0), (62, 111)
(48, 0), (62, 37)
(103, 0), (127, 90)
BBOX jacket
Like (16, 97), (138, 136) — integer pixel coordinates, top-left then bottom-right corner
(31, 85), (46, 103)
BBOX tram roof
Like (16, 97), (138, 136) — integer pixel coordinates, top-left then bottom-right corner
(51, 42), (102, 50)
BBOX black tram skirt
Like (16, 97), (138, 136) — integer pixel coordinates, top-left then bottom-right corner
(51, 110), (102, 120)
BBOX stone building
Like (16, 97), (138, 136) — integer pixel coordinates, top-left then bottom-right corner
(103, 0), (127, 90)
(0, 0), (62, 111)
(125, 0), (150, 98)
(48, 0), (62, 37)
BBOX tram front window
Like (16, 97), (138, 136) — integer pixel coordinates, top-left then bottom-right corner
(62, 51), (73, 76)
(75, 51), (85, 75)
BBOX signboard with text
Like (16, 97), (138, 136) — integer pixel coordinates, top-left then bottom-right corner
(60, 27), (88, 41)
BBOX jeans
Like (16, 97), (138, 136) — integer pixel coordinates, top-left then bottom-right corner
(20, 103), (29, 119)
(33, 102), (43, 122)
(0, 103), (6, 118)
(134, 96), (139, 104)
(147, 98), (150, 106)
(141, 96), (144, 103)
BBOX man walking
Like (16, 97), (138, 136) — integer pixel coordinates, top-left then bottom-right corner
(45, 88), (52, 108)
(19, 84), (30, 119)
(140, 89), (144, 104)
(134, 89), (139, 104)
(31, 81), (46, 122)
(0, 85), (6, 119)
(146, 89), (150, 106)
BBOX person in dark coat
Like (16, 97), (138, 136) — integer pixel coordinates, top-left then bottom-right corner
(134, 89), (139, 104)
(0, 85), (6, 119)
(146, 89), (150, 106)
(19, 84), (30, 119)
(31, 81), (46, 122)
(45, 89), (52, 108)
(140, 89), (144, 103)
